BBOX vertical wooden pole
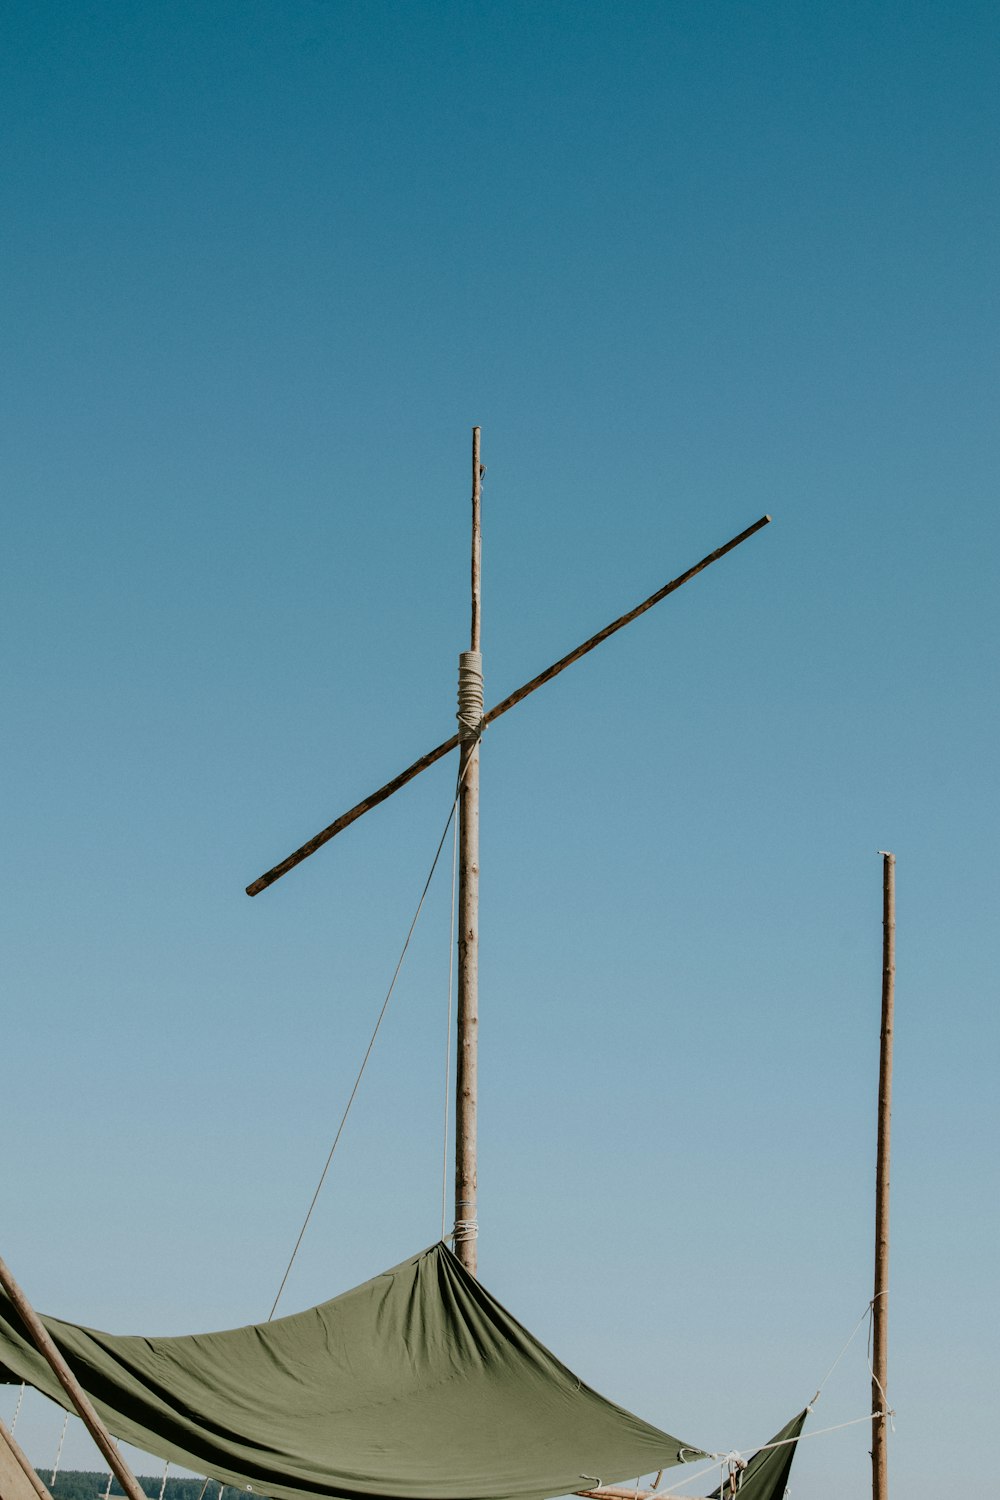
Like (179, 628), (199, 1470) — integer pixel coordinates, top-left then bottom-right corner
(872, 851), (894, 1500)
(454, 427), (482, 1275)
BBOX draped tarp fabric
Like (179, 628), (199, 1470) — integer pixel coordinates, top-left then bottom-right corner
(707, 1409), (807, 1500)
(0, 1243), (705, 1500)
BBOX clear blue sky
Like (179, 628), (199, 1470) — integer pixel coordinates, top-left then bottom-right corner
(2, 2), (997, 1496)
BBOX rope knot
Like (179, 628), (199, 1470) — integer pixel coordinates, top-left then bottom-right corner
(724, 1454), (747, 1496)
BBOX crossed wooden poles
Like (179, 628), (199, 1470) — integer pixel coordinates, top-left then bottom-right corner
(0, 453), (773, 1500)
(0, 456), (896, 1500)
(246, 440), (772, 1286)
(246, 510), (772, 897)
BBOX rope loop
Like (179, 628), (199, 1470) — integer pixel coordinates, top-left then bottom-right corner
(723, 1452), (747, 1496)
(453, 1217), (479, 1243)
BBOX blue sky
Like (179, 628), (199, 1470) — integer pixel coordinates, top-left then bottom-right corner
(2, 2), (998, 1496)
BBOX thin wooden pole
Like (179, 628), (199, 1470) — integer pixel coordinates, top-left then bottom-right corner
(469, 426), (482, 654)
(246, 514), (772, 895)
(454, 427), (482, 1275)
(0, 1255), (147, 1500)
(871, 851), (894, 1500)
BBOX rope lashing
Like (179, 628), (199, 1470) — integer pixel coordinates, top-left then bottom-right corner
(723, 1453), (746, 1496)
(453, 1206), (479, 1243)
(867, 1293), (894, 1433)
(457, 651), (484, 740)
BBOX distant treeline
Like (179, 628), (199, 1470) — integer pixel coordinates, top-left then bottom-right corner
(50, 1474), (242, 1500)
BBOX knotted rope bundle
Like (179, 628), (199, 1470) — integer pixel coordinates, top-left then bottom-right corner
(456, 651), (484, 740)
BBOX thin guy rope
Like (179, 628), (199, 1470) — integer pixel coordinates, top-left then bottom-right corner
(810, 1299), (878, 1405)
(440, 806), (459, 1239)
(660, 1410), (891, 1494)
(50, 1411), (69, 1485)
(268, 754), (476, 1320)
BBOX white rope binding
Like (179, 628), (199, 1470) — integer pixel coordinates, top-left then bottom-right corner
(457, 651), (484, 740)
(453, 1216), (479, 1244)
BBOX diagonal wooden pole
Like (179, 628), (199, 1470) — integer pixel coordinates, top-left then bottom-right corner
(246, 513), (772, 895)
(0, 1255), (147, 1500)
(871, 851), (894, 1500)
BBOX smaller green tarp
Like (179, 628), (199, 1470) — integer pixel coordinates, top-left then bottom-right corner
(707, 1409), (807, 1500)
(0, 1243), (706, 1500)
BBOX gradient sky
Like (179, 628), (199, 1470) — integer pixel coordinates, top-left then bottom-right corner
(2, 3), (998, 1497)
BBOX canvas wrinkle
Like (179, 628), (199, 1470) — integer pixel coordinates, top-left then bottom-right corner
(1, 1244), (703, 1500)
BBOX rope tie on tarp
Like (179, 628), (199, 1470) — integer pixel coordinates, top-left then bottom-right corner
(457, 651), (484, 740)
(723, 1452), (746, 1495)
(665, 1410), (892, 1496)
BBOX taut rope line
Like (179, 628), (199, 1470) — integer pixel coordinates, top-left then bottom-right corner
(269, 751), (478, 1319)
(661, 1410), (893, 1495)
(809, 1296), (880, 1406)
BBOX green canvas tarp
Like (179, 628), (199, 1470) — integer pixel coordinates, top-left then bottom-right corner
(0, 1243), (706, 1500)
(707, 1409), (807, 1500)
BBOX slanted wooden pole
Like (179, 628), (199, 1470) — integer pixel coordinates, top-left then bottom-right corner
(245, 514), (771, 895)
(454, 426), (483, 1275)
(0, 1255), (147, 1500)
(872, 851), (895, 1500)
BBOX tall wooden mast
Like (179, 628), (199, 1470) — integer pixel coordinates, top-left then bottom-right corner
(243, 442), (771, 1274)
(871, 850), (895, 1500)
(454, 426), (483, 1274)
